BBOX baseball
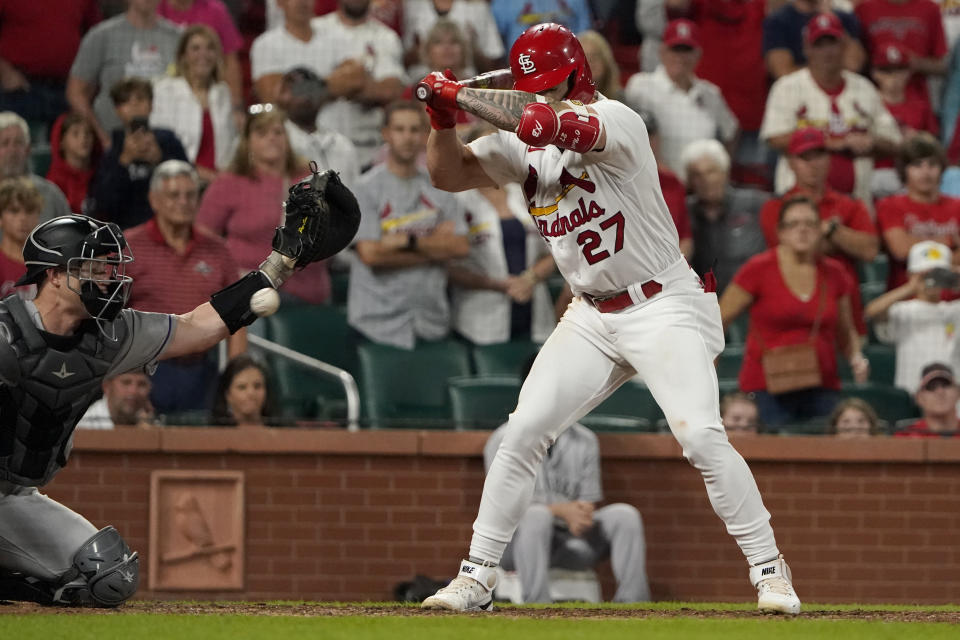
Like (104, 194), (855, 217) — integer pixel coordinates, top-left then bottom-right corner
(250, 287), (280, 317)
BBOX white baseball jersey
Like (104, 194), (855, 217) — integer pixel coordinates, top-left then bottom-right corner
(468, 99), (682, 297)
(760, 68), (902, 202)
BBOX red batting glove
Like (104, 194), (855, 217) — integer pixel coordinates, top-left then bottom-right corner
(425, 104), (456, 130)
(421, 69), (462, 111)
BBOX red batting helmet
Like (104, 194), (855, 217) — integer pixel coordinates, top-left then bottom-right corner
(510, 23), (596, 103)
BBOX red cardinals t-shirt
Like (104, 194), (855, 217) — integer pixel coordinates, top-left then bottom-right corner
(0, 251), (35, 300)
(877, 97), (939, 169)
(733, 250), (853, 392)
(855, 0), (948, 100)
(659, 168), (692, 241)
(876, 194), (960, 292)
(893, 418), (960, 437)
(759, 188), (875, 334)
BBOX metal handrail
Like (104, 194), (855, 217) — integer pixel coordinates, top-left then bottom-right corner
(244, 334), (361, 432)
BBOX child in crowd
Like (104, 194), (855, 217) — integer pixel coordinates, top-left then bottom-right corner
(46, 112), (98, 214)
(870, 41), (939, 199)
(0, 177), (41, 299)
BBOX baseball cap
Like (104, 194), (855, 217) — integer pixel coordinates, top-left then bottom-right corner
(663, 19), (700, 49)
(919, 362), (955, 390)
(907, 240), (952, 273)
(804, 12), (845, 45)
(788, 127), (827, 155)
(872, 41), (911, 70)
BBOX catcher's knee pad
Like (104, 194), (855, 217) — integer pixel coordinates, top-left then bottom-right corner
(68, 526), (140, 607)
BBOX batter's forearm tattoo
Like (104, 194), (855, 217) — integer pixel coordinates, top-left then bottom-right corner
(456, 88), (541, 132)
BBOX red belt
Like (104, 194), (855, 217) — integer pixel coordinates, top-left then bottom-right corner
(586, 280), (662, 313)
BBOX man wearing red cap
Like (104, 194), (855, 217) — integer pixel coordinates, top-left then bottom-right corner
(417, 21), (801, 616)
(760, 12), (902, 204)
(762, 0), (866, 80)
(855, 0), (948, 105)
(758, 127), (879, 335)
(623, 18), (739, 177)
(871, 40), (940, 197)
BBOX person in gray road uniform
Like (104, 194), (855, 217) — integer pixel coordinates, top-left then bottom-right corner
(0, 166), (360, 606)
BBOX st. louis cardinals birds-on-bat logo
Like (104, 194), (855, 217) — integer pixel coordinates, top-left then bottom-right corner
(524, 166), (596, 217)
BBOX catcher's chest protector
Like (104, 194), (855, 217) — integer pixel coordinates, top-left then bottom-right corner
(0, 297), (125, 487)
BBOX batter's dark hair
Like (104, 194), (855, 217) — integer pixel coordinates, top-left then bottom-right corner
(211, 354), (276, 426)
(777, 195), (819, 227)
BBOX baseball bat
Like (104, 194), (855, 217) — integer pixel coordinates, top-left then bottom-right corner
(414, 68), (514, 103)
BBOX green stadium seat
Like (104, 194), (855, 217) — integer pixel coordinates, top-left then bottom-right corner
(329, 269), (349, 306)
(863, 344), (896, 386)
(263, 305), (358, 419)
(860, 281), (887, 306)
(773, 417), (830, 436)
(592, 378), (665, 423)
(717, 379), (740, 397)
(579, 414), (655, 433)
(358, 339), (471, 428)
(472, 341), (540, 376)
(839, 382), (919, 425)
(448, 375), (521, 430)
(725, 314), (749, 345)
(715, 346), (744, 381)
(30, 148), (52, 178)
(547, 274), (566, 302)
(857, 254), (889, 285)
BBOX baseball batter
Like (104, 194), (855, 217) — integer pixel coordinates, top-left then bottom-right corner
(418, 23), (801, 614)
(0, 168), (359, 606)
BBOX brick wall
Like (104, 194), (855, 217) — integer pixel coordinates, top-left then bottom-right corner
(44, 429), (960, 604)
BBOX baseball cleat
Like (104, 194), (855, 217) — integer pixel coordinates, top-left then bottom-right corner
(750, 555), (801, 615)
(421, 559), (498, 612)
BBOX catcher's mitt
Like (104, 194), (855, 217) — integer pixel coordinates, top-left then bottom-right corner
(272, 162), (361, 268)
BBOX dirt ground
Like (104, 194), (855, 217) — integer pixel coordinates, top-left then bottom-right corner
(2, 600), (959, 623)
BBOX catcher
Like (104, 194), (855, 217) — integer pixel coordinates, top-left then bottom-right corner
(0, 165), (359, 606)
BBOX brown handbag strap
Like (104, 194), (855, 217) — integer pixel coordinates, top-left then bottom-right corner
(807, 272), (828, 341)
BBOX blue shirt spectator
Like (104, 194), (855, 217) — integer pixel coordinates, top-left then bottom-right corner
(491, 0), (592, 49)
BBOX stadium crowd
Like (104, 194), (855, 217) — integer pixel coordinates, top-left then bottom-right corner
(1, 0), (960, 437)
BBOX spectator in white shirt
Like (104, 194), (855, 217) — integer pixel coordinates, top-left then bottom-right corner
(865, 240), (960, 393)
(402, 0), (505, 75)
(150, 25), (239, 183)
(277, 67), (361, 190)
(251, 1), (405, 168)
(623, 18), (739, 177)
(77, 372), (155, 430)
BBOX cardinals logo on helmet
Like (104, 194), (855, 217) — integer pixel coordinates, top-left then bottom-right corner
(517, 53), (536, 75)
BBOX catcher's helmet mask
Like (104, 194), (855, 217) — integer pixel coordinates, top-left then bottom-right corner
(17, 215), (134, 339)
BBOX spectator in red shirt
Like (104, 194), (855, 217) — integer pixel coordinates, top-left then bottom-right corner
(46, 112), (99, 215)
(759, 128), (879, 334)
(870, 40), (940, 198)
(636, 109), (693, 259)
(720, 196), (868, 427)
(895, 362), (960, 436)
(855, 0), (948, 103)
(876, 133), (960, 293)
(0, 177), (39, 300)
(0, 0), (102, 128)
(125, 159), (246, 415)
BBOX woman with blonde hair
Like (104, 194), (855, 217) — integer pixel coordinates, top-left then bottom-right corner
(150, 24), (238, 182)
(579, 30), (622, 100)
(198, 107), (330, 304)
